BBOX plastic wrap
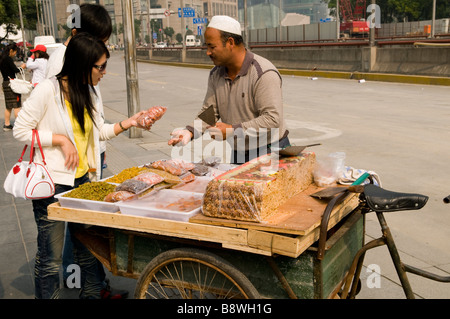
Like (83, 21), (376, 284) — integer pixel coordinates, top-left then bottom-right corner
(150, 160), (187, 176)
(133, 172), (164, 186)
(191, 163), (209, 176)
(202, 153), (316, 222)
(115, 179), (151, 194)
(104, 190), (134, 202)
(136, 106), (167, 130)
(142, 166), (182, 185)
(313, 152), (345, 187)
(167, 159), (195, 171)
(179, 171), (196, 183)
(172, 176), (212, 193)
(203, 156), (221, 167)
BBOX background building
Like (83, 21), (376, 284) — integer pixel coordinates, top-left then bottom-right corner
(34, 0), (328, 45)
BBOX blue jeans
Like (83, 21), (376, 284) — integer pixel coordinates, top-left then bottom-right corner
(62, 152), (105, 286)
(32, 173), (105, 299)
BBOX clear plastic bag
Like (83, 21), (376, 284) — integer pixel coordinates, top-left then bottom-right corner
(167, 158), (195, 171)
(202, 153), (316, 223)
(202, 179), (263, 222)
(104, 190), (134, 202)
(151, 160), (186, 176)
(313, 152), (346, 187)
(179, 171), (196, 183)
(115, 179), (151, 194)
(191, 163), (209, 176)
(136, 106), (167, 130)
(132, 172), (164, 186)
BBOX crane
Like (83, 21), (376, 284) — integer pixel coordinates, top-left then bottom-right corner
(339, 0), (369, 37)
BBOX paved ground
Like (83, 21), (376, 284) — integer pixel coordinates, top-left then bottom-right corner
(1, 51), (449, 300)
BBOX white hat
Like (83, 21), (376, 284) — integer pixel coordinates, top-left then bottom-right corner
(208, 15), (241, 36)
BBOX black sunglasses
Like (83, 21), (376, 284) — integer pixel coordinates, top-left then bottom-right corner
(93, 61), (108, 72)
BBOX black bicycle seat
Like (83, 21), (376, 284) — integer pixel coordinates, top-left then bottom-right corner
(363, 184), (429, 212)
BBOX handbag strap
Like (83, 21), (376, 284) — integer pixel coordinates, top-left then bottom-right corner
(29, 129), (36, 164)
(30, 129), (47, 165)
(18, 67), (26, 80)
(18, 144), (28, 163)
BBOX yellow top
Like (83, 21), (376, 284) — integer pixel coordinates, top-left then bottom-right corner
(65, 100), (93, 178)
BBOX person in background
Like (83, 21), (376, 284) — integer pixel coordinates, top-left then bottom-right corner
(13, 33), (145, 299)
(0, 43), (25, 131)
(26, 44), (49, 87)
(168, 15), (289, 164)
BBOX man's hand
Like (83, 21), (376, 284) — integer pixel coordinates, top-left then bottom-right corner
(168, 129), (193, 146)
(207, 122), (233, 140)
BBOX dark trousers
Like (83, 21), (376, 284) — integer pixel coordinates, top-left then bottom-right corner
(33, 173), (105, 299)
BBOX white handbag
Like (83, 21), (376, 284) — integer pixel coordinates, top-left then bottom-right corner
(4, 129), (55, 200)
(9, 68), (33, 95)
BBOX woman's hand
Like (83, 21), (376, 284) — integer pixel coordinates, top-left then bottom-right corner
(52, 134), (79, 171)
(114, 110), (146, 135)
(128, 110), (146, 127)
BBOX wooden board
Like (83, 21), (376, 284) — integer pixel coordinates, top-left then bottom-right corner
(47, 202), (248, 246)
(48, 202), (309, 257)
(190, 184), (359, 235)
(47, 184), (359, 258)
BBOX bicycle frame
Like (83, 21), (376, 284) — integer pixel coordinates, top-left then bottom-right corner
(340, 202), (450, 299)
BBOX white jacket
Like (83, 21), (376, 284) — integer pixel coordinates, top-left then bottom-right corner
(13, 77), (117, 186)
(45, 43), (106, 154)
(26, 57), (47, 85)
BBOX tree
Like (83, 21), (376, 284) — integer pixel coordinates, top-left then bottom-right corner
(133, 18), (142, 42)
(163, 27), (175, 43)
(1, 0), (37, 43)
(176, 33), (183, 43)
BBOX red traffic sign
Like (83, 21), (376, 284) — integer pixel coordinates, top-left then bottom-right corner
(164, 9), (170, 16)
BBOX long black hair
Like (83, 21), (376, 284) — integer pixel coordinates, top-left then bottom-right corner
(0, 43), (18, 65)
(56, 33), (109, 133)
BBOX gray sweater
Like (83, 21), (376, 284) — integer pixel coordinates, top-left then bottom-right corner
(189, 51), (288, 150)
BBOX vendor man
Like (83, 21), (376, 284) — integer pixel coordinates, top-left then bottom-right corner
(168, 15), (290, 164)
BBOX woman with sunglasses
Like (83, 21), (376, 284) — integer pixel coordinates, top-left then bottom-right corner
(13, 33), (145, 299)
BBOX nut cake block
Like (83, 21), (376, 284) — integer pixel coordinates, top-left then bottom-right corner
(202, 152), (316, 222)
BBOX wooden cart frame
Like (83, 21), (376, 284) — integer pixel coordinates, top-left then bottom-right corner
(48, 184), (364, 299)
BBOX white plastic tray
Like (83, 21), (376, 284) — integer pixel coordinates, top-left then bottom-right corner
(117, 189), (203, 222)
(55, 189), (119, 213)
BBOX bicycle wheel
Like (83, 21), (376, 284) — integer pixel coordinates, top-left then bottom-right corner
(134, 247), (260, 299)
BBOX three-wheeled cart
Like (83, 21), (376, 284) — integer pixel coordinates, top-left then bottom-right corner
(47, 183), (364, 299)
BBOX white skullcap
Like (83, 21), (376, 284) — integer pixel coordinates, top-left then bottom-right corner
(208, 15), (241, 36)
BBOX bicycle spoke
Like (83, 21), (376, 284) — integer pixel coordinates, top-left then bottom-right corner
(136, 250), (259, 299)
